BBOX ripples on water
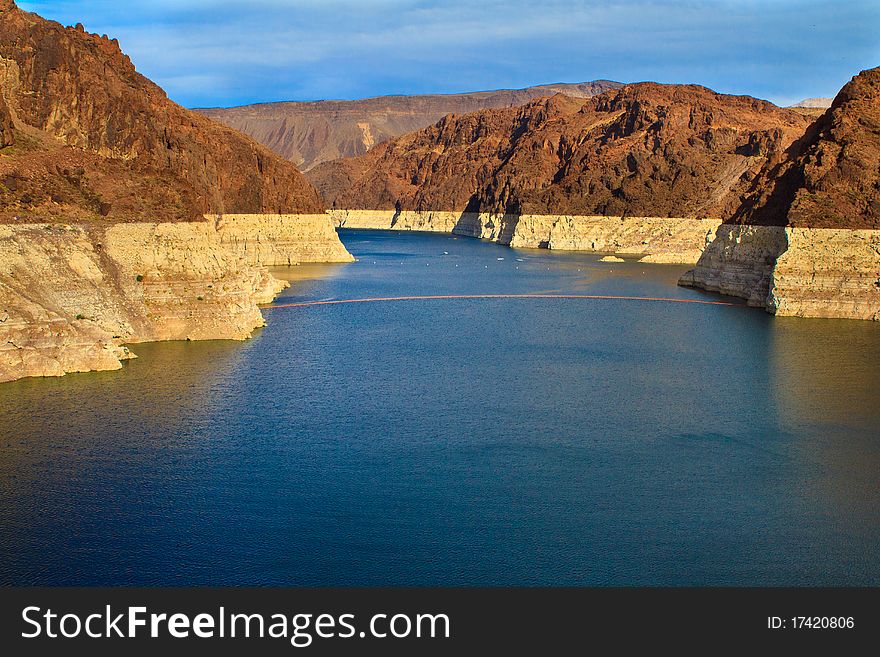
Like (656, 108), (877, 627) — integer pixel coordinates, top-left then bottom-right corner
(1, 229), (878, 585)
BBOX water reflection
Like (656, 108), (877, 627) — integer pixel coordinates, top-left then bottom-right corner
(768, 317), (880, 538)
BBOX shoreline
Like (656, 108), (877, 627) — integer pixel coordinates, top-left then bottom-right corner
(330, 209), (721, 264)
(0, 214), (353, 383)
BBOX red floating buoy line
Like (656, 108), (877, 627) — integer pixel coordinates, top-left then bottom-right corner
(263, 293), (740, 310)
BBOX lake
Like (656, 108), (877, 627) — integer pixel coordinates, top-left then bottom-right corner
(1, 229), (879, 585)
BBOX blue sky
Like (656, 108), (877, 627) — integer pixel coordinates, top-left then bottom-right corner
(17, 0), (880, 108)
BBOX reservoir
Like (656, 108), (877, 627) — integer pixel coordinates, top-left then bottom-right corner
(1, 229), (878, 585)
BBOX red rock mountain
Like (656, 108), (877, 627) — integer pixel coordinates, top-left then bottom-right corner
(0, 0), (322, 221)
(731, 67), (880, 229)
(197, 81), (622, 171)
(308, 83), (811, 218)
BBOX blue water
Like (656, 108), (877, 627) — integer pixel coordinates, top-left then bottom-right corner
(1, 229), (879, 586)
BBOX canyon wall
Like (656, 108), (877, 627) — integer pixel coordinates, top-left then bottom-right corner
(0, 2), (359, 383)
(680, 225), (880, 320)
(331, 209), (720, 263)
(682, 67), (880, 320)
(0, 1), (323, 218)
(310, 85), (809, 219)
(212, 214), (354, 265)
(0, 214), (352, 383)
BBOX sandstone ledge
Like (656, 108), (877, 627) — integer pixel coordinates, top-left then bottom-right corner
(330, 210), (720, 264)
(210, 213), (354, 265)
(680, 225), (880, 320)
(0, 214), (353, 382)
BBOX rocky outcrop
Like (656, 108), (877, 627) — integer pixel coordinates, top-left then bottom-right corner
(679, 224), (789, 306)
(680, 225), (880, 319)
(682, 68), (880, 320)
(0, 211), (353, 382)
(770, 229), (880, 319)
(0, 0), (323, 220)
(0, 217), (316, 382)
(731, 69), (880, 231)
(511, 215), (721, 263)
(310, 83), (810, 218)
(331, 209), (720, 263)
(197, 81), (622, 171)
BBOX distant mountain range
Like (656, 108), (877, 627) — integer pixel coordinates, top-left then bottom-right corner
(787, 97), (834, 118)
(196, 81), (622, 171)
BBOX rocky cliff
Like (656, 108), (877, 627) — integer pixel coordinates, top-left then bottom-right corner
(680, 225), (880, 319)
(331, 209), (720, 263)
(0, 87), (12, 147)
(0, 214), (353, 383)
(0, 221), (283, 382)
(214, 214), (353, 265)
(681, 68), (880, 320)
(197, 81), (622, 171)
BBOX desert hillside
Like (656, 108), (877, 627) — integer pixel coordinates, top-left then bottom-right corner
(197, 81), (622, 171)
(0, 0), (323, 221)
(309, 83), (811, 219)
(732, 67), (880, 230)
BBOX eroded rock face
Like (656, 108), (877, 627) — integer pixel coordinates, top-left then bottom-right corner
(732, 67), (880, 230)
(679, 224), (789, 307)
(197, 81), (622, 171)
(212, 214), (354, 266)
(330, 209), (720, 263)
(0, 211), (354, 382)
(770, 229), (880, 319)
(682, 68), (880, 320)
(680, 225), (880, 320)
(0, 0), (323, 220)
(310, 83), (810, 218)
(0, 220), (286, 382)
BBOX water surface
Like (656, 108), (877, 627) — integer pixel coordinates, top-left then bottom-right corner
(1, 229), (879, 585)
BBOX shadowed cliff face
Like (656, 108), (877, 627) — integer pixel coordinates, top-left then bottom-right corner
(197, 81), (622, 171)
(308, 83), (810, 219)
(732, 67), (880, 230)
(679, 69), (880, 320)
(0, 0), (323, 220)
